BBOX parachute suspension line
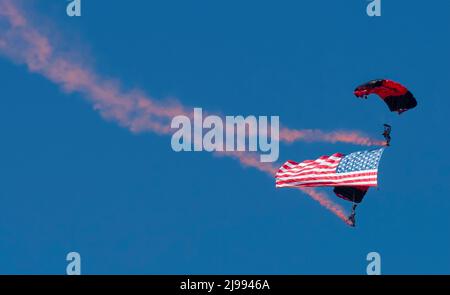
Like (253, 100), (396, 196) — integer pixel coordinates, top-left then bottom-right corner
(352, 191), (357, 214)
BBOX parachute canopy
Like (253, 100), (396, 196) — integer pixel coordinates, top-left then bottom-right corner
(354, 79), (417, 114)
(333, 186), (369, 204)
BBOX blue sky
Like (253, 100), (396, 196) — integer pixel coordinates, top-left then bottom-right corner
(0, 0), (449, 274)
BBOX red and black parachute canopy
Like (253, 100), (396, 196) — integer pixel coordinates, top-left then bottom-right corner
(354, 79), (417, 114)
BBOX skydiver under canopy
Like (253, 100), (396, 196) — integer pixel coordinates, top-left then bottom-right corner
(277, 149), (385, 228)
(333, 186), (369, 227)
(383, 124), (392, 146)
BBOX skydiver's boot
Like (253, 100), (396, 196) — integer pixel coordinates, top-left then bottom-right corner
(348, 214), (356, 227)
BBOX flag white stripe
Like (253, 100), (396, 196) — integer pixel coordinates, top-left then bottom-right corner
(276, 175), (378, 185)
(279, 162), (340, 173)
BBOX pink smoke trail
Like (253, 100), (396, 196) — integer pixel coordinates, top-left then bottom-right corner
(280, 128), (386, 146)
(0, 0), (355, 224)
(0, 0), (383, 147)
(298, 187), (352, 225)
(0, 0), (189, 135)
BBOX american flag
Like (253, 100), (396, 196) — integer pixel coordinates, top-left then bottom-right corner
(276, 148), (384, 188)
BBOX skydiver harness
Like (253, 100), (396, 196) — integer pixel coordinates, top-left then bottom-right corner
(383, 124), (392, 146)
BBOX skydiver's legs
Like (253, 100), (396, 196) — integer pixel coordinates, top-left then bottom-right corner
(383, 124), (392, 146)
(348, 204), (357, 227)
(384, 134), (391, 146)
